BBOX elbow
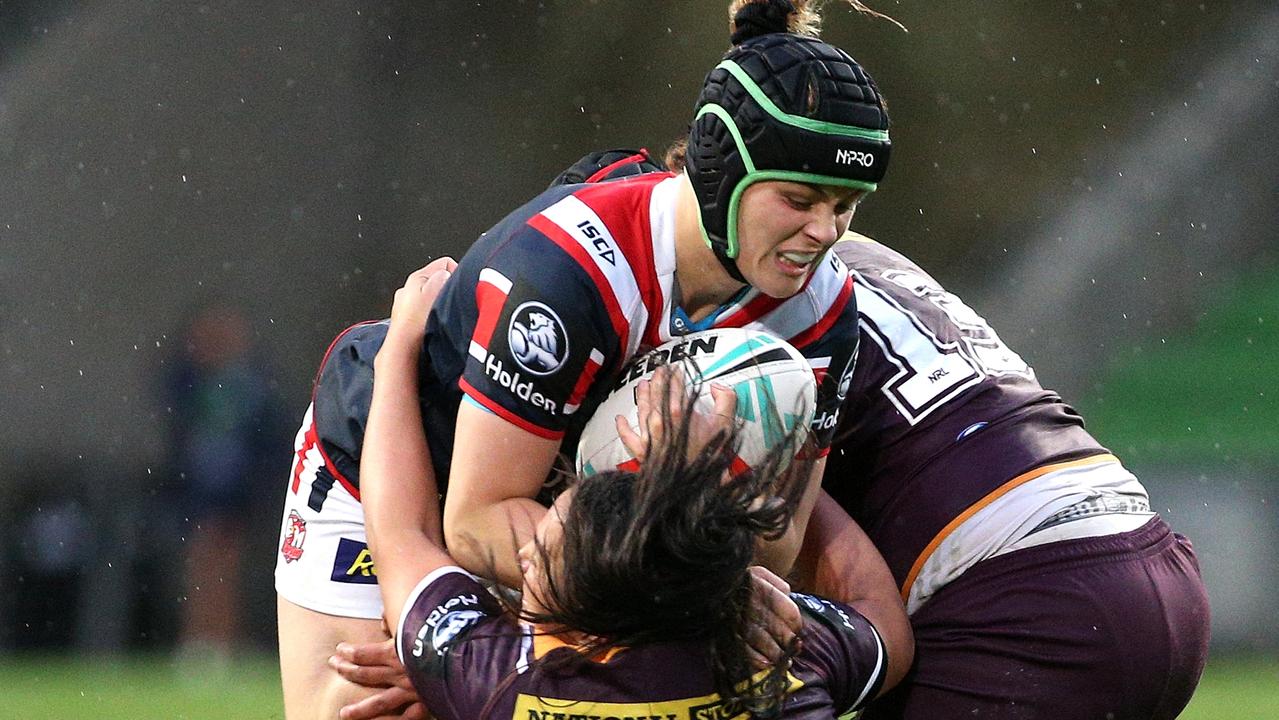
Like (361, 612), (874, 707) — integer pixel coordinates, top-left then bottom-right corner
(878, 603), (915, 694)
(756, 528), (803, 578)
(442, 503), (495, 576)
(441, 513), (477, 568)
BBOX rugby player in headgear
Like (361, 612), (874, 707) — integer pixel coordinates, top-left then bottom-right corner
(274, 2), (910, 717)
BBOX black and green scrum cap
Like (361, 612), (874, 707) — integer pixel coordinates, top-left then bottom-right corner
(686, 32), (891, 281)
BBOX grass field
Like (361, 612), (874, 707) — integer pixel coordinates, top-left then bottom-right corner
(0, 652), (1274, 719)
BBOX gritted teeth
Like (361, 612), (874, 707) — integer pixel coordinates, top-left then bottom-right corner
(780, 251), (818, 265)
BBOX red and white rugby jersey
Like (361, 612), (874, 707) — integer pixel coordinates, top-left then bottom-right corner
(430, 171), (860, 449)
(300, 173), (860, 509)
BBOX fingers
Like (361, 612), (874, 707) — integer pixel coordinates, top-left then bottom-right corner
(420, 263), (452, 305)
(337, 686), (424, 720)
(404, 255), (458, 283)
(399, 256), (457, 302)
(636, 365), (685, 450)
(328, 653), (402, 688)
(335, 639), (404, 671)
(387, 257), (456, 347)
(752, 567), (803, 637)
(750, 565), (793, 598)
(744, 565), (803, 671)
(616, 413), (645, 460)
(709, 383), (737, 423)
(744, 617), (786, 672)
(620, 365), (740, 466)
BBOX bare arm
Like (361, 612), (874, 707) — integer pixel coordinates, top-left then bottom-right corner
(795, 491), (914, 694)
(755, 453), (826, 577)
(442, 404), (560, 587)
(361, 260), (456, 629)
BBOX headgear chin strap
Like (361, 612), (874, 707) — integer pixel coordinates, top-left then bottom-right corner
(686, 33), (892, 282)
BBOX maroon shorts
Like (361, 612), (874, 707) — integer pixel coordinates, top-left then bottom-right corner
(863, 516), (1210, 720)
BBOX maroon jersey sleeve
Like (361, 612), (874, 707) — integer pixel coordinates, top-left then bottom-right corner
(396, 568), (523, 720)
(789, 592), (888, 715)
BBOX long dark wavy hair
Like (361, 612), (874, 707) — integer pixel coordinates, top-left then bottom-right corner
(507, 380), (813, 718)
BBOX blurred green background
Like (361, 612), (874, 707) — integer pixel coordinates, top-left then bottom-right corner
(0, 0), (1274, 715)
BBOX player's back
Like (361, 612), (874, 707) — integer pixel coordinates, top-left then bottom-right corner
(824, 234), (1111, 603)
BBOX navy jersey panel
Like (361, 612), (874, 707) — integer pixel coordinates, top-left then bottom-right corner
(426, 187), (622, 440)
(308, 321), (459, 499)
(825, 237), (1108, 584)
(310, 321), (385, 494)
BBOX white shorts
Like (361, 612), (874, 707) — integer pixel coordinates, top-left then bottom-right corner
(274, 403), (383, 620)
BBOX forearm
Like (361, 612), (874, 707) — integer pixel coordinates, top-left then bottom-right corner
(796, 491), (914, 693)
(444, 495), (547, 587)
(443, 401), (560, 588)
(754, 454), (827, 576)
(363, 348), (450, 627)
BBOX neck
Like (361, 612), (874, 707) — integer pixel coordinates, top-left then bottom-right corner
(673, 174), (746, 321)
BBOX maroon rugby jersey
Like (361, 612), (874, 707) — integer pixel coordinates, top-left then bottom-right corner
(397, 568), (887, 719)
(823, 236), (1108, 592)
(297, 173), (859, 510)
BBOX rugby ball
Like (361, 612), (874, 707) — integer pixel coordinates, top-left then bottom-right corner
(576, 328), (816, 476)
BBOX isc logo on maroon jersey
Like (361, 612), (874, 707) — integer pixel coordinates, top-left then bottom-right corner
(281, 510), (307, 563)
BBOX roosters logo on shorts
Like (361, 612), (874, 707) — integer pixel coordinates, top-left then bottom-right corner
(281, 510), (306, 563)
(508, 301), (568, 375)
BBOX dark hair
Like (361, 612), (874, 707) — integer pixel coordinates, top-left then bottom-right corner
(521, 384), (812, 717)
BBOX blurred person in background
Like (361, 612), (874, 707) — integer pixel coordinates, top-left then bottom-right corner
(164, 300), (283, 670)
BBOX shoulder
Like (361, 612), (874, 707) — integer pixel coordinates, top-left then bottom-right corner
(833, 231), (918, 272)
(833, 232), (947, 298)
(523, 173), (673, 272)
(397, 568), (526, 718)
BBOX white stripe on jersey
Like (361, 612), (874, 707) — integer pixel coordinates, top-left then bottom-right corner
(291, 403), (324, 495)
(741, 249), (851, 341)
(470, 268), (515, 363)
(563, 347), (606, 415)
(648, 176), (681, 344)
(850, 268), (983, 424)
(540, 195), (648, 359)
(479, 267), (513, 294)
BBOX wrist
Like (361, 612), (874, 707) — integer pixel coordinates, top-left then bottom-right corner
(374, 336), (423, 369)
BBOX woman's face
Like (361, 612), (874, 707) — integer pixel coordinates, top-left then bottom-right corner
(518, 488), (574, 616)
(734, 181), (862, 298)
